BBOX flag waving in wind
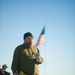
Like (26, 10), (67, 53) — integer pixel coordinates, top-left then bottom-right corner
(36, 26), (45, 47)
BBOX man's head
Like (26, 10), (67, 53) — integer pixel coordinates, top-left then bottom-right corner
(23, 32), (34, 45)
(2, 64), (8, 70)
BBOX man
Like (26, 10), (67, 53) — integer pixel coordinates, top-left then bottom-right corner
(0, 64), (10, 75)
(11, 32), (43, 75)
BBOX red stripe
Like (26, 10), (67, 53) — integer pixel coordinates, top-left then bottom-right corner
(36, 35), (44, 46)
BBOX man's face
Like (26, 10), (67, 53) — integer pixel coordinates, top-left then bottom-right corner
(3, 68), (7, 70)
(24, 36), (33, 45)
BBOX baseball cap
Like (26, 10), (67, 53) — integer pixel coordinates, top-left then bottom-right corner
(2, 64), (8, 68)
(24, 32), (34, 40)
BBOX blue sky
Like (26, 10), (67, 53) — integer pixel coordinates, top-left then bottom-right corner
(0, 0), (75, 75)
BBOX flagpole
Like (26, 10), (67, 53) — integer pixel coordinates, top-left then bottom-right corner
(35, 25), (46, 75)
(44, 24), (46, 75)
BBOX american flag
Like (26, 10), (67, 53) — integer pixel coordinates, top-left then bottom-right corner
(36, 26), (45, 46)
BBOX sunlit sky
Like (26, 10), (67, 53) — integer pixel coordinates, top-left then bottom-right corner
(0, 0), (75, 75)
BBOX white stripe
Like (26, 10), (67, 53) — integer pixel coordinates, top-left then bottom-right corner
(36, 35), (44, 46)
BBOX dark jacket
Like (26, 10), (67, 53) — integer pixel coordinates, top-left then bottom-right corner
(11, 43), (43, 75)
(0, 69), (10, 75)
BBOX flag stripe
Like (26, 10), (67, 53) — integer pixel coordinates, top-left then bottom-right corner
(36, 26), (45, 46)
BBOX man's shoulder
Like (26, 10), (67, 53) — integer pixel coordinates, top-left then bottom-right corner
(15, 44), (24, 51)
(4, 71), (10, 75)
(17, 44), (24, 48)
(16, 44), (22, 48)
